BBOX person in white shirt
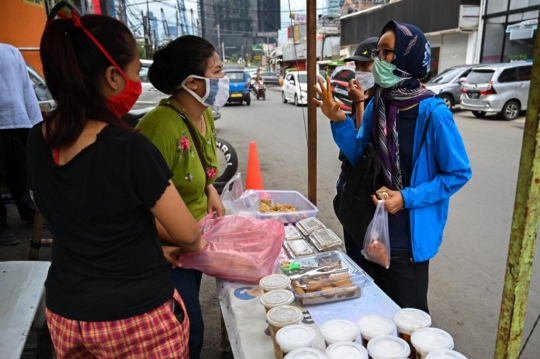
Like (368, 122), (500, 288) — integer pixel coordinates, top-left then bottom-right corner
(0, 43), (41, 245)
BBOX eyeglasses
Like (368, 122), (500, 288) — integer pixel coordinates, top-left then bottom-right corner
(371, 48), (396, 61)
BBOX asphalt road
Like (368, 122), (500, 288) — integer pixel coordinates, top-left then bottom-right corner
(3, 86), (539, 358)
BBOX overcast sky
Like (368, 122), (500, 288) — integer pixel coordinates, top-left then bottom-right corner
(126, 0), (324, 42)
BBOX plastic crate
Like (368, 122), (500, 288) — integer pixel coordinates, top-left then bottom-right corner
(255, 190), (318, 225)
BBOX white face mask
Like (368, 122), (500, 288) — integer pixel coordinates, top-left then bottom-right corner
(355, 71), (375, 91)
(179, 75), (230, 111)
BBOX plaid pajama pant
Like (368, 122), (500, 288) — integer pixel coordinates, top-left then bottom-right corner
(46, 290), (190, 359)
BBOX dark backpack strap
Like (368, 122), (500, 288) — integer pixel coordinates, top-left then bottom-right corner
(160, 103), (209, 176)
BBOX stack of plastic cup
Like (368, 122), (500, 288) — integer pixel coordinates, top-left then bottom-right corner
(319, 319), (360, 346)
(425, 349), (467, 359)
(357, 314), (396, 347)
(284, 348), (327, 359)
(392, 308), (432, 357)
(276, 324), (316, 357)
(325, 341), (368, 359)
(366, 335), (411, 359)
(267, 305), (304, 359)
(260, 289), (295, 313)
(259, 274), (292, 293)
(411, 328), (454, 359)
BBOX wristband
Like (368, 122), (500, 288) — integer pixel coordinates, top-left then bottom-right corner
(354, 99), (364, 105)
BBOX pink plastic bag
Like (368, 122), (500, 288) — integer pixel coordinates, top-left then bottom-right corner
(179, 213), (285, 284)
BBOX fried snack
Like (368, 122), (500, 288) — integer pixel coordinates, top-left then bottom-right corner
(376, 186), (390, 200)
(258, 200), (297, 213)
(366, 240), (390, 268)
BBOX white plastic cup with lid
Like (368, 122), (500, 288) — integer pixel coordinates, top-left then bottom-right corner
(367, 335), (411, 359)
(392, 308), (432, 357)
(260, 274), (292, 293)
(357, 315), (396, 347)
(325, 341), (368, 359)
(411, 328), (454, 359)
(267, 305), (305, 359)
(284, 347), (327, 359)
(425, 349), (467, 359)
(276, 324), (316, 354)
(319, 319), (360, 346)
(260, 289), (295, 313)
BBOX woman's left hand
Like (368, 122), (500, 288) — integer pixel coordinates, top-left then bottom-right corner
(163, 246), (183, 269)
(371, 190), (405, 214)
(206, 184), (225, 217)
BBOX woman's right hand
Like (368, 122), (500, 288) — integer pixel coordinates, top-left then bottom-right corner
(312, 77), (347, 123)
(348, 79), (365, 104)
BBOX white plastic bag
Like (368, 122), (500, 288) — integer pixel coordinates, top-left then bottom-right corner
(220, 173), (259, 217)
(362, 200), (391, 268)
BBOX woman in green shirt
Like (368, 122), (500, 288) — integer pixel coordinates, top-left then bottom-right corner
(136, 35), (229, 359)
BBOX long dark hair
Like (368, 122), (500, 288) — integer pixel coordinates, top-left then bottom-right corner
(149, 35), (216, 95)
(40, 15), (134, 152)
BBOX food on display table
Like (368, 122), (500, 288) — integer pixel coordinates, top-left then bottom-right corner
(284, 239), (317, 258)
(267, 305), (305, 359)
(357, 314), (396, 347)
(276, 324), (317, 356)
(325, 341), (368, 359)
(367, 335), (411, 359)
(296, 217), (326, 236)
(284, 225), (305, 241)
(392, 308), (432, 358)
(259, 198), (298, 213)
(259, 274), (292, 293)
(319, 319), (360, 346)
(260, 289), (295, 313)
(308, 229), (343, 252)
(411, 328), (454, 359)
(281, 251), (368, 305)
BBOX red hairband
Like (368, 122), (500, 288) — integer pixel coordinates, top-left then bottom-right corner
(58, 10), (128, 79)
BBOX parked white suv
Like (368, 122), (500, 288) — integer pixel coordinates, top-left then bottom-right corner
(281, 71), (324, 106)
(460, 62), (531, 120)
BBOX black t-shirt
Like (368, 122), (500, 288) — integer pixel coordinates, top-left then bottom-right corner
(27, 124), (175, 321)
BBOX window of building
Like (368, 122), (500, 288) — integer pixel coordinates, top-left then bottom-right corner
(487, 0), (509, 14)
(482, 16), (507, 63)
(510, 0), (540, 10)
(508, 10), (539, 22)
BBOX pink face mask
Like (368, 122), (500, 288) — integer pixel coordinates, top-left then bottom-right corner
(58, 10), (142, 117)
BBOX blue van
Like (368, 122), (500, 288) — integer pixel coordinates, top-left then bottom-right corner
(223, 67), (251, 106)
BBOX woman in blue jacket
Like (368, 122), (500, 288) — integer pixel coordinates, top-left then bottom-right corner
(314, 21), (472, 312)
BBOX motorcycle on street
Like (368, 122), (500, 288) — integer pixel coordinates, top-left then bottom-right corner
(250, 78), (266, 100)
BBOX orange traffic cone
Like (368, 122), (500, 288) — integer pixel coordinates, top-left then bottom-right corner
(245, 141), (264, 190)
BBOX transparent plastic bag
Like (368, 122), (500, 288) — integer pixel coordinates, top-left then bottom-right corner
(180, 213), (285, 283)
(220, 173), (260, 217)
(362, 200), (391, 269)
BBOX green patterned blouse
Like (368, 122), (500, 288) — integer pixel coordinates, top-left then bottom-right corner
(136, 99), (219, 221)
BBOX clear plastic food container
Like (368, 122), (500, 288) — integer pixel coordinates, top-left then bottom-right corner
(255, 190), (319, 224)
(284, 239), (318, 258)
(296, 217), (326, 235)
(284, 251), (371, 305)
(325, 342), (368, 359)
(319, 319), (360, 345)
(309, 229), (343, 252)
(425, 349), (467, 359)
(285, 225), (306, 241)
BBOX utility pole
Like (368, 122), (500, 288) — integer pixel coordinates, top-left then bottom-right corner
(176, 7), (179, 38)
(141, 10), (151, 59)
(217, 23), (221, 58)
(307, 0), (317, 205)
(190, 9), (197, 36)
(222, 42), (225, 62)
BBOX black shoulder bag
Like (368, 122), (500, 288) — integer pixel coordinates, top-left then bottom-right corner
(333, 115), (432, 250)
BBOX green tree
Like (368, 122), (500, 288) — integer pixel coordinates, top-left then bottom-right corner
(230, 54), (238, 63)
(138, 41), (147, 59)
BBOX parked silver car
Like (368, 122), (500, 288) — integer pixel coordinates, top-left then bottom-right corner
(424, 64), (476, 110)
(460, 62), (532, 120)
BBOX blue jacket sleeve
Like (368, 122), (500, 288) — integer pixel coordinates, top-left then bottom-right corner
(401, 104), (472, 208)
(330, 102), (373, 165)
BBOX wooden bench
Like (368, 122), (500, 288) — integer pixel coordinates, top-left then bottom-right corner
(0, 261), (53, 358)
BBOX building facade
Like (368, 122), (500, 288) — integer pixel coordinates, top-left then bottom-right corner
(480, 0), (539, 63)
(198, 0), (280, 60)
(340, 0), (481, 76)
